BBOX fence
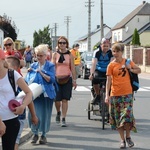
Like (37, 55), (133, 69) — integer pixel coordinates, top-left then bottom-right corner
(124, 45), (150, 73)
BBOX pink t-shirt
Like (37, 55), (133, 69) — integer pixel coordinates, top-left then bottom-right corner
(55, 53), (71, 77)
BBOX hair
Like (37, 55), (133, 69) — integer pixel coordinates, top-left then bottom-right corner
(3, 37), (15, 48)
(72, 43), (79, 48)
(57, 36), (69, 49)
(34, 44), (48, 55)
(112, 43), (124, 52)
(5, 56), (20, 69)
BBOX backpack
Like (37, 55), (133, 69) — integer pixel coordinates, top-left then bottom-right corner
(97, 48), (113, 61)
(25, 51), (32, 62)
(125, 59), (139, 92)
(8, 69), (26, 119)
(8, 69), (18, 96)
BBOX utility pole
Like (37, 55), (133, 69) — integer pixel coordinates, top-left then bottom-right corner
(85, 0), (94, 52)
(100, 0), (104, 40)
(50, 27), (54, 51)
(64, 16), (71, 40)
(53, 23), (58, 50)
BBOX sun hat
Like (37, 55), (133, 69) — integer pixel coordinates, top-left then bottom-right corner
(0, 49), (5, 59)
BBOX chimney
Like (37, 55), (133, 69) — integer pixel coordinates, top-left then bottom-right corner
(143, 1), (146, 4)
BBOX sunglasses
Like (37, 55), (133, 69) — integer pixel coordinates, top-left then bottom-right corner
(4, 43), (12, 47)
(58, 42), (66, 45)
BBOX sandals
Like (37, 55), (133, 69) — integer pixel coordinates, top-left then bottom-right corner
(126, 137), (134, 147)
(120, 140), (126, 149)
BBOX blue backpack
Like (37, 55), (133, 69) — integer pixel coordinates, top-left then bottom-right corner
(25, 51), (32, 62)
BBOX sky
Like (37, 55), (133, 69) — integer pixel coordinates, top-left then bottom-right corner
(0, 0), (150, 47)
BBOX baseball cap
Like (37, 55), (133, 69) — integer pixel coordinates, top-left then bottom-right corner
(0, 49), (5, 59)
(101, 38), (109, 44)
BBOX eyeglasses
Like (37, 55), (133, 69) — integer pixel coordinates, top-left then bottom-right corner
(4, 43), (12, 47)
(37, 54), (45, 57)
(58, 42), (66, 45)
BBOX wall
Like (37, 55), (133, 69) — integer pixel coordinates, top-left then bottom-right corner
(124, 45), (150, 73)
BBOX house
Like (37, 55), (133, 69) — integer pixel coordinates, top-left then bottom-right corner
(76, 24), (111, 52)
(111, 1), (150, 46)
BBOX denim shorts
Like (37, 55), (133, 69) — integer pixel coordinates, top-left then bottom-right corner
(15, 119), (25, 144)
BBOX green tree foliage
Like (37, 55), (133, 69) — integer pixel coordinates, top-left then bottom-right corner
(33, 25), (51, 47)
(131, 28), (140, 46)
(0, 22), (17, 41)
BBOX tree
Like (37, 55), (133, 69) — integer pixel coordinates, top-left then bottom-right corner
(0, 22), (17, 41)
(131, 28), (140, 46)
(33, 25), (51, 47)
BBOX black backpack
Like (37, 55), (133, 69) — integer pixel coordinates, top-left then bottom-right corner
(8, 69), (18, 96)
(125, 59), (139, 92)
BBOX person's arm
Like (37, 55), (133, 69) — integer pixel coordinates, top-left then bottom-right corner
(28, 102), (38, 125)
(105, 75), (112, 104)
(51, 52), (56, 65)
(130, 64), (141, 74)
(89, 58), (97, 80)
(70, 54), (77, 89)
(14, 77), (32, 115)
(126, 61), (141, 74)
(0, 117), (6, 137)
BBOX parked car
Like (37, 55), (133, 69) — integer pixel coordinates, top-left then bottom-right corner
(81, 51), (93, 79)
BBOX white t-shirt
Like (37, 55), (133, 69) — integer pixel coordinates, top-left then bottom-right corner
(0, 70), (21, 121)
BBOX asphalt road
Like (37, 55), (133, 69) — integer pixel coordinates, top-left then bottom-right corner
(19, 77), (150, 150)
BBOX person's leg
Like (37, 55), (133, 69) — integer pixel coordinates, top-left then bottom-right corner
(2, 118), (20, 150)
(62, 99), (68, 118)
(14, 119), (25, 150)
(61, 78), (72, 127)
(39, 98), (53, 144)
(117, 127), (126, 149)
(61, 99), (68, 127)
(55, 101), (61, 124)
(125, 123), (134, 147)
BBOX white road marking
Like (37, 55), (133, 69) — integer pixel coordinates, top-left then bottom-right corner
(75, 86), (150, 92)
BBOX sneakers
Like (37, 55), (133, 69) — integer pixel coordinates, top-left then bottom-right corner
(91, 94), (100, 105)
(120, 140), (126, 149)
(39, 135), (47, 144)
(61, 118), (67, 127)
(56, 111), (61, 124)
(126, 137), (134, 147)
(31, 134), (39, 144)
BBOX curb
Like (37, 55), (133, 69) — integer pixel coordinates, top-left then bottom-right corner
(19, 128), (33, 145)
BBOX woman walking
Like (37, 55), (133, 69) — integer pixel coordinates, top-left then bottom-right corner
(105, 43), (141, 149)
(25, 44), (56, 144)
(52, 36), (77, 127)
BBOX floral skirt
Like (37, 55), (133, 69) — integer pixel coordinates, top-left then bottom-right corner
(109, 94), (137, 132)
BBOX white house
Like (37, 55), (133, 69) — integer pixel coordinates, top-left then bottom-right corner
(76, 24), (111, 52)
(111, 1), (150, 46)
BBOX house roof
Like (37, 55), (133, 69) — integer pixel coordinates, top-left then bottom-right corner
(76, 24), (111, 41)
(123, 22), (150, 44)
(112, 2), (150, 30)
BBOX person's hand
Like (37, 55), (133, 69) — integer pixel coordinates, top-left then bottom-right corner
(0, 120), (6, 137)
(105, 95), (110, 104)
(27, 68), (32, 72)
(89, 74), (93, 80)
(13, 105), (25, 115)
(31, 115), (38, 125)
(72, 82), (77, 90)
